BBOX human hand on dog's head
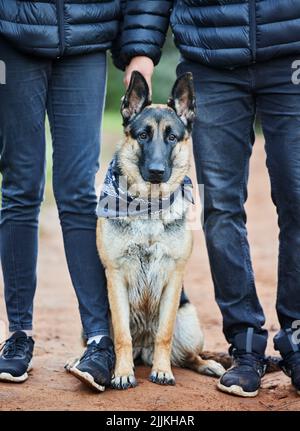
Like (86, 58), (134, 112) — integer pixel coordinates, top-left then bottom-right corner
(124, 56), (154, 96)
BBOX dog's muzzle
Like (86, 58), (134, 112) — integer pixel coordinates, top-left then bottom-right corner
(148, 162), (166, 184)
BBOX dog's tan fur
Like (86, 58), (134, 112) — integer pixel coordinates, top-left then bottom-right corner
(96, 90), (225, 388)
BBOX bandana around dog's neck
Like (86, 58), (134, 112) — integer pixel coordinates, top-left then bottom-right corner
(97, 157), (194, 219)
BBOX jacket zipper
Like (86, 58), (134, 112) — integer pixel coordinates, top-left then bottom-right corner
(249, 0), (257, 62)
(56, 0), (65, 57)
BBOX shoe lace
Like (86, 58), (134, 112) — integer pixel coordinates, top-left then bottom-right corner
(233, 351), (266, 372)
(81, 342), (114, 367)
(1, 336), (28, 359)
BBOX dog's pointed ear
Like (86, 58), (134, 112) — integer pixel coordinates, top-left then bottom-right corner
(167, 72), (196, 130)
(121, 71), (151, 125)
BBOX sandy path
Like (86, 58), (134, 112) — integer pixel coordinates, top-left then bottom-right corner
(0, 135), (300, 411)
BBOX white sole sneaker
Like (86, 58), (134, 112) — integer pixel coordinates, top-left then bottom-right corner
(217, 381), (259, 398)
(0, 361), (33, 383)
(69, 362), (105, 392)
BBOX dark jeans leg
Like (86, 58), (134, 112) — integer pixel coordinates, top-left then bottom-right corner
(46, 53), (109, 338)
(177, 60), (267, 344)
(0, 37), (49, 331)
(256, 56), (300, 335)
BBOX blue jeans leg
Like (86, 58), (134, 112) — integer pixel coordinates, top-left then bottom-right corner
(0, 36), (110, 338)
(256, 56), (300, 332)
(177, 60), (267, 344)
(0, 37), (50, 332)
(47, 53), (109, 338)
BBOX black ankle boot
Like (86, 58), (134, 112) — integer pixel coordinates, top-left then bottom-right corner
(274, 328), (300, 395)
(218, 329), (267, 397)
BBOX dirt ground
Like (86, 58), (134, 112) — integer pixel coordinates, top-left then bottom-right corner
(0, 134), (300, 411)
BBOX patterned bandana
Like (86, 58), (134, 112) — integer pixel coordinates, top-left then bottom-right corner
(97, 157), (194, 219)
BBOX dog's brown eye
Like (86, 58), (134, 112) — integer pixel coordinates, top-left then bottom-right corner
(138, 132), (148, 141)
(168, 134), (177, 142)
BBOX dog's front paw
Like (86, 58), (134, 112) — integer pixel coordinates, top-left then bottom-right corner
(111, 372), (137, 390)
(149, 369), (176, 386)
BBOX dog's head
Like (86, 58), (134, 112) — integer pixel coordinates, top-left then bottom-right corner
(118, 71), (195, 196)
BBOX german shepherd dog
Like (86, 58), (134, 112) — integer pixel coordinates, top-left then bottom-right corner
(96, 72), (225, 389)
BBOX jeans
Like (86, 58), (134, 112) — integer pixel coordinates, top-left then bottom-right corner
(177, 55), (300, 347)
(0, 36), (110, 338)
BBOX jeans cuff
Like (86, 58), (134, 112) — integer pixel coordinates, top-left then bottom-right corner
(84, 329), (110, 339)
(274, 328), (300, 357)
(9, 323), (33, 332)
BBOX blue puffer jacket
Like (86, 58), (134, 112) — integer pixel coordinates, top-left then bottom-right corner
(0, 0), (121, 58)
(115, 0), (300, 69)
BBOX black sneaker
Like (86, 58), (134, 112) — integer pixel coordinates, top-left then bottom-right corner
(274, 329), (300, 395)
(0, 331), (34, 383)
(217, 329), (267, 397)
(68, 336), (115, 392)
(280, 352), (300, 395)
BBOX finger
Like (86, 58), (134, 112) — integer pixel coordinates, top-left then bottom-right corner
(145, 76), (152, 97)
(123, 75), (129, 88)
(124, 69), (133, 88)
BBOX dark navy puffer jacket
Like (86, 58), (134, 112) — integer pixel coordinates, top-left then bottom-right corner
(0, 0), (121, 58)
(115, 0), (300, 69)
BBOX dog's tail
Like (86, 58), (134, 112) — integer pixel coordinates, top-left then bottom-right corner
(201, 351), (281, 374)
(81, 329), (88, 347)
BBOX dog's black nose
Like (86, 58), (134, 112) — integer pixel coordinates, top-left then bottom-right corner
(149, 163), (165, 177)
